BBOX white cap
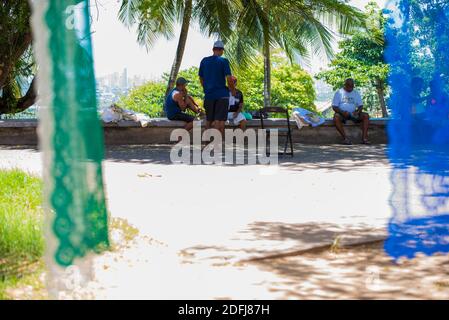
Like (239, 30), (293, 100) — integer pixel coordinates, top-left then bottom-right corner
(213, 40), (225, 49)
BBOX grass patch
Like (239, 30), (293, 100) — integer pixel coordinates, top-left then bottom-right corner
(0, 169), (140, 299)
(0, 169), (45, 299)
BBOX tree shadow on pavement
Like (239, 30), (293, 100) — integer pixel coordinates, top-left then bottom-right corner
(247, 241), (449, 299)
(181, 221), (449, 299)
(278, 144), (389, 172)
(180, 221), (386, 266)
(105, 145), (175, 165)
(0, 145), (39, 151)
(0, 144), (389, 172)
(104, 144), (389, 172)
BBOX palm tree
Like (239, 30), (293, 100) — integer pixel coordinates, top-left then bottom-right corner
(225, 0), (365, 107)
(119, 0), (236, 98)
(0, 1), (36, 115)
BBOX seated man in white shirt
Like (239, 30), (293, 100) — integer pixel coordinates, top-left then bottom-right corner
(332, 78), (370, 145)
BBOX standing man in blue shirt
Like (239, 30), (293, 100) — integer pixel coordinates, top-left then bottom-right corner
(199, 40), (236, 135)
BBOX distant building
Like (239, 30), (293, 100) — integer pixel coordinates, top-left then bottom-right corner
(96, 68), (148, 109)
(120, 68), (128, 91)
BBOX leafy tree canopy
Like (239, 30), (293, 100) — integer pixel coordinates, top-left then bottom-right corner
(316, 2), (389, 117)
(119, 53), (316, 117)
(235, 52), (316, 112)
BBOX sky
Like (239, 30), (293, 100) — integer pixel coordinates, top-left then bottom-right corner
(91, 0), (387, 79)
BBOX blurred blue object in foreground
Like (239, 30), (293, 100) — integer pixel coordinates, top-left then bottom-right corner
(384, 0), (449, 259)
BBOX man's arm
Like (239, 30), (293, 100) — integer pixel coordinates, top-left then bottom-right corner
(332, 91), (349, 117)
(186, 95), (202, 114)
(173, 92), (188, 111)
(187, 95), (199, 107)
(332, 105), (343, 114)
(180, 88), (201, 113)
(236, 92), (244, 113)
(232, 102), (244, 119)
(236, 101), (243, 113)
(332, 105), (349, 117)
(331, 91), (341, 114)
(198, 59), (205, 89)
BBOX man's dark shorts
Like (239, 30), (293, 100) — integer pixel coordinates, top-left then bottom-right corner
(335, 112), (363, 124)
(168, 112), (195, 123)
(204, 98), (229, 122)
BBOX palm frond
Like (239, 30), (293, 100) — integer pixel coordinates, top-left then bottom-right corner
(118, 0), (141, 27)
(118, 0), (179, 50)
(193, 0), (241, 39)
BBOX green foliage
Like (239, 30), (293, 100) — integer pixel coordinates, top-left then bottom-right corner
(119, 0), (234, 49)
(119, 59), (316, 117)
(0, 169), (44, 298)
(0, 169), (44, 260)
(391, 0), (447, 84)
(0, 2), (31, 51)
(235, 54), (317, 112)
(316, 2), (389, 116)
(118, 66), (204, 117)
(118, 81), (166, 117)
(163, 67), (204, 104)
(225, 0), (365, 69)
(316, 33), (389, 90)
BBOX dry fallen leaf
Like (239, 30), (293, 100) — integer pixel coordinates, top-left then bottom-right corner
(137, 173), (162, 178)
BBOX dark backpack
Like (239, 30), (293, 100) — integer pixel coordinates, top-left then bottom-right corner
(250, 111), (269, 119)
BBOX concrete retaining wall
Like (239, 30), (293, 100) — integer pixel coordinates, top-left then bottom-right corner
(0, 118), (388, 146)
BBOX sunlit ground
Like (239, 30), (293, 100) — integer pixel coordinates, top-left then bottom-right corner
(1, 144), (448, 299)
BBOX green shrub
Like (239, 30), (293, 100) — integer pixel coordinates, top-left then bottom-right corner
(119, 58), (317, 118)
(117, 81), (166, 117)
(235, 53), (317, 113)
(118, 67), (205, 117)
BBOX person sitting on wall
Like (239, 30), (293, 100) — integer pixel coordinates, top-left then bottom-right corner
(411, 77), (428, 117)
(332, 78), (370, 145)
(164, 77), (202, 131)
(427, 75), (449, 120)
(228, 76), (247, 130)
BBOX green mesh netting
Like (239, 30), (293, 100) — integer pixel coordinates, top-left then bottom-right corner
(32, 0), (109, 267)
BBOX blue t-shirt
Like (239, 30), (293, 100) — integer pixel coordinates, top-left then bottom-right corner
(198, 55), (232, 100)
(164, 88), (182, 118)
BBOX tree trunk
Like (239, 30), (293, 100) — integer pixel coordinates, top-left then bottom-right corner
(0, 77), (37, 115)
(164, 0), (192, 98)
(0, 2), (35, 115)
(263, 30), (271, 108)
(375, 78), (388, 118)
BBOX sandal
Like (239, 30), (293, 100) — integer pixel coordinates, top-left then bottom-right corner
(361, 139), (371, 145)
